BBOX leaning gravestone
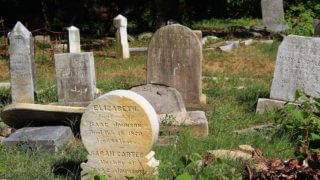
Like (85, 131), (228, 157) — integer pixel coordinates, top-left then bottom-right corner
(261, 0), (288, 32)
(257, 35), (320, 113)
(113, 15), (130, 59)
(9, 21), (36, 103)
(147, 25), (206, 104)
(54, 52), (96, 106)
(67, 26), (81, 53)
(81, 90), (159, 179)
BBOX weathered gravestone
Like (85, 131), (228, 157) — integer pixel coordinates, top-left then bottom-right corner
(54, 52), (96, 106)
(261, 0), (288, 32)
(257, 35), (320, 113)
(147, 24), (206, 104)
(81, 90), (159, 179)
(67, 26), (81, 53)
(9, 21), (36, 103)
(113, 15), (130, 59)
(4, 126), (74, 152)
(314, 19), (320, 37)
(131, 84), (209, 137)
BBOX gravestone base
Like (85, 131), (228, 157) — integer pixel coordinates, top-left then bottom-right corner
(4, 126), (74, 152)
(81, 151), (159, 180)
(256, 98), (294, 114)
(159, 111), (208, 137)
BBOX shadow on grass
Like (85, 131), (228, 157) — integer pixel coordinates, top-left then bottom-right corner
(52, 160), (82, 179)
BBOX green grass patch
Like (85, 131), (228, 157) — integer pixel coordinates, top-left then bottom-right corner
(192, 18), (263, 29)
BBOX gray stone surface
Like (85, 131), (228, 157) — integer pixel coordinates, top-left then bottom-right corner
(131, 84), (186, 114)
(54, 52), (96, 106)
(192, 30), (202, 42)
(261, 0), (288, 32)
(234, 123), (276, 134)
(129, 47), (148, 53)
(9, 21), (36, 103)
(67, 26), (81, 53)
(270, 35), (320, 102)
(4, 126), (74, 152)
(113, 14), (130, 59)
(219, 41), (240, 52)
(147, 25), (205, 104)
(1, 103), (85, 128)
(158, 111), (208, 137)
(256, 98), (287, 114)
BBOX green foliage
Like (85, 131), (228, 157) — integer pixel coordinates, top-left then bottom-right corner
(276, 90), (320, 158)
(0, 88), (11, 105)
(255, 41), (281, 59)
(286, 4), (315, 36)
(36, 86), (58, 104)
(192, 18), (262, 29)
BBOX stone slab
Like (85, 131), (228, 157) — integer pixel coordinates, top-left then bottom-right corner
(156, 135), (178, 147)
(0, 103), (85, 129)
(261, 0), (288, 32)
(4, 126), (74, 152)
(270, 35), (320, 102)
(147, 24), (204, 104)
(256, 98), (287, 114)
(158, 111), (208, 137)
(80, 90), (159, 179)
(129, 47), (148, 53)
(55, 52), (96, 105)
(131, 84), (186, 114)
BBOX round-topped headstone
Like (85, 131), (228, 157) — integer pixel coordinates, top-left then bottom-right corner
(80, 90), (159, 179)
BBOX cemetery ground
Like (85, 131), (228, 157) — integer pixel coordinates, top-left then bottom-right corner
(0, 36), (296, 179)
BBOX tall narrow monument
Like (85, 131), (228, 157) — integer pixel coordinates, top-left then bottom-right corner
(113, 15), (130, 59)
(9, 21), (36, 103)
(67, 26), (81, 53)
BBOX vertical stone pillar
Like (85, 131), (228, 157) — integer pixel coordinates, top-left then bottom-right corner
(113, 14), (130, 59)
(8, 21), (36, 103)
(67, 26), (81, 53)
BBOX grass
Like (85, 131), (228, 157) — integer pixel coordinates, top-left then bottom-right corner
(192, 18), (263, 29)
(0, 35), (297, 179)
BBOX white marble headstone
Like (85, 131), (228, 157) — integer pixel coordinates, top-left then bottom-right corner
(67, 26), (81, 53)
(270, 35), (320, 101)
(81, 90), (159, 179)
(9, 21), (36, 103)
(113, 15), (130, 59)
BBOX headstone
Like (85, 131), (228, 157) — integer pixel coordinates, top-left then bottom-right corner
(4, 126), (74, 152)
(113, 15), (130, 59)
(270, 35), (320, 101)
(131, 84), (209, 137)
(192, 30), (202, 42)
(314, 19), (320, 37)
(81, 90), (159, 179)
(131, 84), (186, 114)
(54, 52), (96, 106)
(8, 21), (36, 103)
(147, 24), (206, 104)
(34, 35), (51, 44)
(67, 26), (81, 53)
(1, 103), (85, 128)
(261, 0), (288, 32)
(257, 35), (320, 113)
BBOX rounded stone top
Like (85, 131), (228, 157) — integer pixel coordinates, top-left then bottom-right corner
(113, 14), (127, 28)
(80, 90), (159, 154)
